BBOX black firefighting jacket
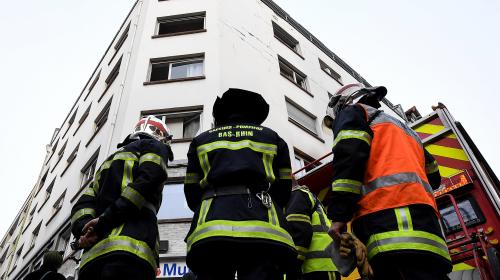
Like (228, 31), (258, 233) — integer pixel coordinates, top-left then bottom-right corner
(71, 135), (170, 273)
(183, 123), (296, 271)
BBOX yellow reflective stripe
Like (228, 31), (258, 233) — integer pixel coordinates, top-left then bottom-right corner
(71, 208), (96, 224)
(279, 168), (292, 180)
(404, 207), (413, 230)
(268, 202), (279, 226)
(426, 160), (439, 174)
(139, 153), (167, 173)
(332, 179), (362, 194)
(333, 130), (372, 147)
(187, 220), (295, 252)
(395, 207), (413, 231)
(366, 230), (450, 261)
(426, 144), (468, 161)
(121, 160), (134, 190)
(297, 246), (308, 253)
(185, 173), (201, 184)
(122, 186), (146, 209)
(286, 214), (311, 224)
(197, 140), (278, 155)
(80, 235), (156, 270)
(198, 153), (211, 188)
(83, 186), (96, 197)
(113, 152), (139, 161)
(198, 198), (213, 225)
(297, 254), (306, 261)
(262, 154), (276, 183)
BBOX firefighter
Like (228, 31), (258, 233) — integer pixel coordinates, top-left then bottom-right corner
(71, 116), (173, 280)
(184, 88), (296, 280)
(286, 184), (340, 280)
(324, 84), (452, 280)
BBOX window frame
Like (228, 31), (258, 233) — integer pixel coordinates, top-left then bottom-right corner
(109, 23), (130, 66)
(145, 53), (206, 85)
(100, 57), (122, 101)
(71, 148), (100, 202)
(319, 58), (343, 85)
(86, 99), (112, 147)
(278, 56), (311, 95)
(38, 178), (55, 212)
(272, 22), (303, 59)
(28, 222), (42, 250)
(285, 97), (324, 142)
(61, 143), (80, 177)
(51, 140), (68, 172)
(141, 105), (203, 143)
(84, 71), (100, 101)
(153, 12), (207, 38)
(46, 190), (66, 226)
(73, 103), (92, 136)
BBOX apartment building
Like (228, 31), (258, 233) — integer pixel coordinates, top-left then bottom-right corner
(0, 0), (406, 279)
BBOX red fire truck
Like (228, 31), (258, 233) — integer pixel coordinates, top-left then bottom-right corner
(294, 105), (500, 280)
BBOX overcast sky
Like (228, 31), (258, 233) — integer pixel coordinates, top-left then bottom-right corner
(0, 0), (499, 238)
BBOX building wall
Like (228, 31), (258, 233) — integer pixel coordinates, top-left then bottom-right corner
(0, 0), (404, 279)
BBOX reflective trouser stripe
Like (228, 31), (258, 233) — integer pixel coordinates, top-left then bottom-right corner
(197, 198), (213, 225)
(80, 235), (156, 270)
(139, 153), (167, 173)
(187, 220), (295, 252)
(395, 207), (413, 231)
(185, 173), (201, 184)
(426, 160), (439, 174)
(333, 130), (372, 147)
(332, 179), (362, 194)
(279, 168), (292, 180)
(366, 230), (451, 261)
(122, 186), (145, 209)
(71, 208), (96, 224)
(362, 172), (433, 195)
(286, 214), (311, 224)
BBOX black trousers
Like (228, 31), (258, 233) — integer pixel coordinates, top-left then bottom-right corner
(303, 271), (339, 280)
(190, 242), (285, 280)
(78, 255), (155, 280)
(371, 253), (450, 280)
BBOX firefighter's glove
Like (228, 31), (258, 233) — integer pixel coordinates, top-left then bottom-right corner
(339, 233), (374, 280)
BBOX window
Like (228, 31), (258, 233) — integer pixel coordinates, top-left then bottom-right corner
(37, 171), (48, 194)
(285, 97), (318, 135)
(29, 223), (41, 249)
(46, 139), (59, 163)
(80, 153), (98, 189)
(272, 22), (301, 56)
(85, 71), (100, 101)
(74, 104), (91, 136)
(278, 56), (308, 92)
(114, 23), (130, 52)
(51, 141), (67, 171)
(62, 108), (78, 138)
(319, 58), (342, 85)
(43, 179), (55, 204)
(102, 56), (122, 98)
(23, 204), (37, 231)
(51, 191), (66, 217)
(156, 12), (206, 37)
(142, 106), (202, 141)
(67, 143), (80, 166)
(158, 183), (193, 220)
(293, 148), (320, 177)
(148, 54), (205, 83)
(11, 245), (23, 271)
(95, 100), (111, 133)
(56, 227), (72, 259)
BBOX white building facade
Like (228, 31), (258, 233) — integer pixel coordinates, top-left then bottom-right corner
(0, 0), (406, 279)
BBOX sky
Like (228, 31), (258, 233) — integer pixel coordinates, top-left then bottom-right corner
(0, 0), (499, 238)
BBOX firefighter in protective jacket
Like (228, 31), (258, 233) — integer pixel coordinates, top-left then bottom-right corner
(324, 84), (452, 279)
(184, 88), (296, 280)
(286, 185), (340, 280)
(71, 116), (173, 280)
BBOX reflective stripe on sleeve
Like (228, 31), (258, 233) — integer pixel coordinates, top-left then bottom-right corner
(71, 208), (96, 224)
(426, 160), (439, 174)
(185, 173), (201, 185)
(279, 168), (292, 180)
(332, 179), (362, 194)
(121, 160), (134, 190)
(122, 186), (146, 209)
(83, 186), (96, 197)
(286, 214), (311, 224)
(333, 130), (372, 147)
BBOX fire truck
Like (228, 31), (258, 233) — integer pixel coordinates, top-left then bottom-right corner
(294, 105), (500, 280)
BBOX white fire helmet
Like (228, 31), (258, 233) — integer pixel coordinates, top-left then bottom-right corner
(323, 83), (387, 128)
(133, 116), (172, 145)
